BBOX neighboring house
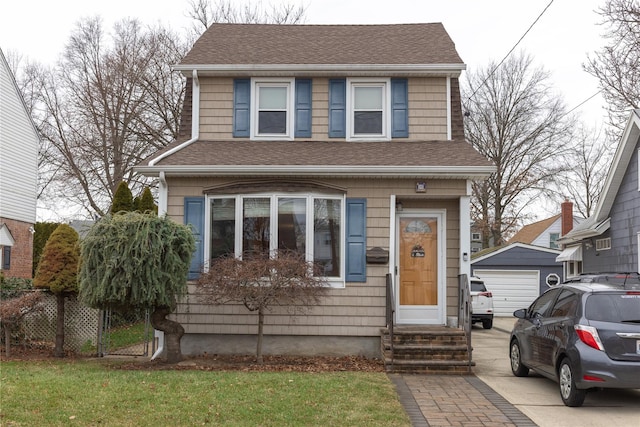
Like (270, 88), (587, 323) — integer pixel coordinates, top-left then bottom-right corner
(0, 48), (38, 279)
(557, 109), (640, 278)
(470, 223), (487, 253)
(471, 243), (562, 316)
(508, 199), (580, 249)
(136, 23), (494, 358)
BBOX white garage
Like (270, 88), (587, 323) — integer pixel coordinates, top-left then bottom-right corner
(471, 269), (540, 316)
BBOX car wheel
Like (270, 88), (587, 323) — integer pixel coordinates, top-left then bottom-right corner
(482, 319), (493, 329)
(510, 339), (529, 377)
(559, 358), (586, 407)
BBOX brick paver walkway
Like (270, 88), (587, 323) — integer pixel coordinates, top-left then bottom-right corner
(390, 374), (537, 427)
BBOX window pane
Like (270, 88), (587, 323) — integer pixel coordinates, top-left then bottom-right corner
(243, 198), (270, 258)
(210, 199), (235, 260)
(314, 199), (341, 277)
(258, 111), (286, 134)
(354, 111), (382, 134)
(259, 86), (287, 109)
(278, 198), (306, 254)
(354, 86), (382, 109)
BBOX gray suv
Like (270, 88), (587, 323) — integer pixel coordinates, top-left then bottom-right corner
(509, 273), (640, 406)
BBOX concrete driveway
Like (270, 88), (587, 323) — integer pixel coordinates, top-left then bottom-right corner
(472, 317), (640, 427)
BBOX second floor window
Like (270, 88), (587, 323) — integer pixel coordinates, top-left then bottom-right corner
(347, 79), (391, 140)
(253, 80), (294, 139)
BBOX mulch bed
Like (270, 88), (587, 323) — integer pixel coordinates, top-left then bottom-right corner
(0, 342), (384, 373)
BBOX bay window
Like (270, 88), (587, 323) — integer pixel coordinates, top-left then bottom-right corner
(207, 194), (343, 279)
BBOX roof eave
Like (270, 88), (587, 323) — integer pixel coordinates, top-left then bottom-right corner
(173, 63), (466, 77)
(135, 165), (495, 179)
(557, 218), (611, 244)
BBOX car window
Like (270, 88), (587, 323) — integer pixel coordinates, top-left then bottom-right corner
(470, 281), (486, 292)
(528, 288), (560, 318)
(549, 289), (579, 317)
(585, 293), (640, 323)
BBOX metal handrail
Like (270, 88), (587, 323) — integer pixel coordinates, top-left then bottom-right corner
(386, 273), (395, 367)
(458, 274), (472, 372)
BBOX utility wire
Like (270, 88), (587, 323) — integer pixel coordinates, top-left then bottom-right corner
(563, 90), (602, 118)
(465, 0), (555, 105)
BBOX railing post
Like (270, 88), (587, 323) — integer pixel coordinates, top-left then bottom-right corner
(386, 273), (395, 368)
(459, 274), (472, 372)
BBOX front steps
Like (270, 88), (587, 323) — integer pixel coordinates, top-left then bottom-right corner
(381, 326), (473, 374)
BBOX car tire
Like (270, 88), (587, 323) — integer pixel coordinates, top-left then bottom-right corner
(510, 339), (529, 377)
(482, 319), (493, 329)
(559, 358), (586, 407)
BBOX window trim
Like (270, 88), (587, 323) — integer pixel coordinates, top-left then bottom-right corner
(204, 192), (346, 287)
(250, 78), (295, 141)
(346, 78), (391, 141)
(471, 232), (481, 241)
(595, 237), (611, 251)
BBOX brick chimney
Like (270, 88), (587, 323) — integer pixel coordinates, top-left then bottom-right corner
(561, 198), (573, 236)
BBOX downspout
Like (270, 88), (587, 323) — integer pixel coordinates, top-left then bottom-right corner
(148, 69), (200, 167)
(446, 76), (452, 140)
(150, 69), (200, 360)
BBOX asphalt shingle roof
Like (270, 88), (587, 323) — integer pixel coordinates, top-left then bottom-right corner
(180, 23), (463, 66)
(149, 139), (491, 169)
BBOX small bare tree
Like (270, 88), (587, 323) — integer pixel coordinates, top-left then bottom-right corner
(551, 124), (614, 218)
(0, 292), (44, 357)
(196, 252), (328, 363)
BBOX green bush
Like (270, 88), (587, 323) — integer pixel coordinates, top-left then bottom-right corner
(0, 275), (33, 300)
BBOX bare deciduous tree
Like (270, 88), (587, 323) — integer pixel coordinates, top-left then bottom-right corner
(584, 0), (640, 138)
(29, 17), (188, 218)
(196, 252), (328, 363)
(463, 52), (573, 246)
(187, 0), (306, 35)
(551, 124), (613, 219)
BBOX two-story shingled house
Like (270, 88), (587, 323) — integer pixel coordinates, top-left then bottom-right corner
(136, 23), (494, 363)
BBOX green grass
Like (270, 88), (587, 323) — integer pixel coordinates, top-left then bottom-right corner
(0, 360), (410, 426)
(80, 321), (153, 354)
(107, 321), (153, 350)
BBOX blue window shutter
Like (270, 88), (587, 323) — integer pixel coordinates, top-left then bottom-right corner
(233, 78), (250, 137)
(328, 79), (346, 138)
(391, 78), (408, 138)
(345, 198), (367, 282)
(2, 246), (10, 270)
(295, 79), (312, 138)
(184, 197), (205, 280)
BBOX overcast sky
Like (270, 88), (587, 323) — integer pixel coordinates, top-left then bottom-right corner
(2, 0), (608, 124)
(2, 0), (609, 220)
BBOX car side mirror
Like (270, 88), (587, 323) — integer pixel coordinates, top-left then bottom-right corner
(513, 308), (527, 319)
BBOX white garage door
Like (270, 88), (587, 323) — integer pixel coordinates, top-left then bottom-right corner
(472, 269), (540, 317)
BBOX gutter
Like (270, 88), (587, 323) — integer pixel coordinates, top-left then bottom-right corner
(148, 70), (200, 167)
(135, 165), (496, 179)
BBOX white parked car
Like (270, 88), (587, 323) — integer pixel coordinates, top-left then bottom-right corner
(470, 276), (494, 329)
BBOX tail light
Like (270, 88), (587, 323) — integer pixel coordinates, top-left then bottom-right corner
(575, 325), (604, 351)
(479, 291), (492, 297)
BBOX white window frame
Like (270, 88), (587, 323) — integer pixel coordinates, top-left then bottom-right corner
(204, 192), (346, 287)
(346, 78), (391, 141)
(566, 260), (583, 279)
(250, 78), (295, 141)
(549, 232), (560, 249)
(595, 237), (611, 251)
(471, 232), (481, 241)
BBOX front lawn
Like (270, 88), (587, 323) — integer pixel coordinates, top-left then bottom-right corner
(0, 360), (410, 426)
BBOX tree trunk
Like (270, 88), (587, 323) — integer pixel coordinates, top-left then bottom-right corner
(256, 307), (264, 364)
(3, 324), (11, 357)
(54, 293), (66, 357)
(150, 306), (184, 363)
